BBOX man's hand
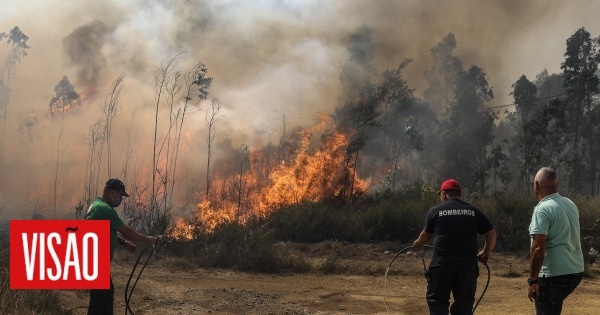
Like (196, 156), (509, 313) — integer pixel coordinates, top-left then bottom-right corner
(477, 250), (491, 264)
(412, 239), (423, 251)
(123, 240), (137, 254)
(413, 230), (432, 252)
(528, 283), (539, 302)
(480, 229), (496, 264)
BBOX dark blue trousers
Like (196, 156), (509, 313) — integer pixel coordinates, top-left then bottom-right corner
(535, 273), (582, 315)
(88, 276), (114, 315)
(426, 259), (479, 315)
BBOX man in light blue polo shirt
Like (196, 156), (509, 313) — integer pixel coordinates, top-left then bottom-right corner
(527, 167), (584, 315)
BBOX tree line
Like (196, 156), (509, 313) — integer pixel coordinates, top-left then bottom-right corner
(334, 26), (600, 197)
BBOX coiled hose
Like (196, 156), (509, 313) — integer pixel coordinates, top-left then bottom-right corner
(124, 236), (162, 315)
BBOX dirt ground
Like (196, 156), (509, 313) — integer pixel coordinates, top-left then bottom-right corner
(61, 243), (600, 315)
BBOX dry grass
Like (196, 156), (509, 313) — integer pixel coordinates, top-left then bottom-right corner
(0, 238), (71, 314)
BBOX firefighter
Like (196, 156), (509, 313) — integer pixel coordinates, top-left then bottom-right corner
(413, 179), (496, 315)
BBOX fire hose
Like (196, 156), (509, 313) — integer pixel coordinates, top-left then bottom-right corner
(124, 235), (163, 315)
(384, 245), (490, 314)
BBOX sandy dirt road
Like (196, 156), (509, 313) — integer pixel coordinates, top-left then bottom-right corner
(62, 244), (600, 315)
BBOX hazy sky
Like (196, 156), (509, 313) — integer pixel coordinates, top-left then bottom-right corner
(2, 0), (600, 217)
(3, 1), (600, 121)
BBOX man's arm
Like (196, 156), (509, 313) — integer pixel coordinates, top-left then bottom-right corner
(117, 225), (156, 246)
(529, 234), (546, 278)
(413, 230), (433, 250)
(117, 234), (137, 253)
(477, 228), (497, 263)
(528, 234), (546, 302)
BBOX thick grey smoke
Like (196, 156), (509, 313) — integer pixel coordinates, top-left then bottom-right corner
(62, 20), (110, 96)
(1, 0), (599, 219)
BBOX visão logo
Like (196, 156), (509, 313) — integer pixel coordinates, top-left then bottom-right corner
(10, 220), (110, 289)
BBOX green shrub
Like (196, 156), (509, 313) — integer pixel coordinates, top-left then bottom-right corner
(360, 192), (435, 241)
(572, 195), (600, 275)
(163, 185), (600, 273)
(264, 186), (437, 244)
(476, 193), (536, 252)
(167, 220), (311, 273)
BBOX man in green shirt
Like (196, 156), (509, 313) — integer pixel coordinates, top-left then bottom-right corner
(527, 167), (584, 315)
(86, 178), (157, 315)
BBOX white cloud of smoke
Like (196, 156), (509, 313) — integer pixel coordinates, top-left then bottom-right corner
(1, 0), (599, 219)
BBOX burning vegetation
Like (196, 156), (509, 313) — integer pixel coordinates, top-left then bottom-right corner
(3, 15), (600, 263)
(169, 115), (368, 240)
(48, 76), (84, 117)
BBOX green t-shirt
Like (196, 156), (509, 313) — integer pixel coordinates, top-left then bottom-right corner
(529, 193), (584, 277)
(86, 197), (125, 261)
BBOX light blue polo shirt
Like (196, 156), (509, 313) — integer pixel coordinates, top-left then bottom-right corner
(529, 193), (584, 277)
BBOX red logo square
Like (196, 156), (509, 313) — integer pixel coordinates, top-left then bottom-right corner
(10, 220), (110, 289)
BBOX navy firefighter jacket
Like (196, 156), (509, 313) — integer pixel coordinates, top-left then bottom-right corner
(424, 198), (493, 267)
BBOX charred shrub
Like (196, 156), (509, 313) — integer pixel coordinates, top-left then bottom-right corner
(319, 254), (343, 274)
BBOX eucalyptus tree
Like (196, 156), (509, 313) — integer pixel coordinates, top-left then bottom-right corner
(510, 75), (538, 186)
(169, 63), (212, 206)
(48, 76), (80, 218)
(489, 142), (510, 192)
(101, 74), (124, 178)
(83, 120), (105, 205)
(0, 26), (29, 179)
(81, 75), (124, 206)
(371, 59), (425, 188)
(149, 54), (213, 234)
(440, 66), (495, 194)
(205, 99), (224, 197)
(527, 71), (569, 176)
(424, 33), (463, 115)
(334, 27), (382, 200)
(560, 27), (600, 193)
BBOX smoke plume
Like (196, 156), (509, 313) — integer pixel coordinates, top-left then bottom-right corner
(0, 0), (599, 219)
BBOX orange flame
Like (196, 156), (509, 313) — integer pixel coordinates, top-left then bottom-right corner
(25, 110), (36, 119)
(49, 93), (88, 117)
(168, 217), (197, 241)
(168, 115), (369, 238)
